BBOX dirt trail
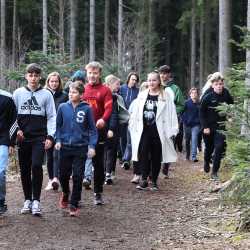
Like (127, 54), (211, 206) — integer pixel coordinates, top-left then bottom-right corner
(0, 154), (249, 250)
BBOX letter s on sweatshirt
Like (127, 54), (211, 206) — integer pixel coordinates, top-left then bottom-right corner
(76, 111), (85, 123)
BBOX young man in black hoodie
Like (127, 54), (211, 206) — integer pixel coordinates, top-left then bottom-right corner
(200, 72), (234, 180)
(0, 89), (17, 214)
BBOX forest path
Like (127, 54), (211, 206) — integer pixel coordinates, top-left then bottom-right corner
(0, 153), (249, 250)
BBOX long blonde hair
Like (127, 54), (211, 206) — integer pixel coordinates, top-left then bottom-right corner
(45, 72), (63, 91)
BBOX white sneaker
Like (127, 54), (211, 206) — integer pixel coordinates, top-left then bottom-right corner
(32, 200), (42, 216)
(21, 200), (32, 214)
(131, 175), (140, 184)
(45, 180), (53, 191)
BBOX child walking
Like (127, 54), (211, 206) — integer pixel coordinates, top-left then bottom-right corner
(13, 63), (56, 215)
(55, 82), (97, 216)
(182, 88), (200, 162)
(44, 72), (68, 191)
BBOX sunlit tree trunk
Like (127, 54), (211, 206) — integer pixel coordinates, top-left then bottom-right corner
(118, 0), (123, 74)
(43, 0), (48, 55)
(70, 0), (76, 62)
(219, 0), (232, 75)
(0, 0), (6, 79)
(12, 0), (17, 68)
(104, 0), (110, 62)
(89, 0), (95, 61)
(199, 0), (205, 90)
(190, 0), (196, 87)
(58, 0), (65, 55)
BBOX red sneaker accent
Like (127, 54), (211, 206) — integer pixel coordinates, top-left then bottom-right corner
(59, 193), (68, 209)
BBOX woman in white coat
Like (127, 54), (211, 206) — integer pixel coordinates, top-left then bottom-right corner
(129, 71), (178, 190)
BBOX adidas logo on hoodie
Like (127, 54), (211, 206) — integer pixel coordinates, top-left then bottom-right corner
(21, 96), (42, 111)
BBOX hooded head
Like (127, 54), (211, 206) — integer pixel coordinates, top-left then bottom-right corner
(71, 70), (86, 84)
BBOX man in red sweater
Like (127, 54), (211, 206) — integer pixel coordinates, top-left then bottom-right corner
(82, 61), (113, 205)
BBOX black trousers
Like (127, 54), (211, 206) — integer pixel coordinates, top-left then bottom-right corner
(92, 142), (105, 194)
(138, 128), (162, 183)
(174, 116), (183, 152)
(59, 146), (87, 207)
(104, 135), (118, 174)
(203, 131), (226, 174)
(18, 140), (45, 201)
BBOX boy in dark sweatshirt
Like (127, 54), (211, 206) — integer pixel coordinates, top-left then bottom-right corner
(55, 81), (97, 216)
(200, 73), (234, 180)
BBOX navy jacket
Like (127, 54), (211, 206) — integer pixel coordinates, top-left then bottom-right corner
(181, 98), (200, 128)
(107, 94), (119, 134)
(119, 84), (139, 109)
(0, 90), (17, 146)
(56, 101), (97, 149)
(200, 89), (234, 131)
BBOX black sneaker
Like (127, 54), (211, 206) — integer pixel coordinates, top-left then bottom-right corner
(192, 159), (199, 163)
(136, 180), (148, 190)
(122, 161), (130, 170)
(83, 178), (91, 190)
(0, 200), (7, 215)
(151, 183), (159, 191)
(105, 174), (113, 185)
(94, 193), (104, 205)
(204, 162), (210, 173)
(210, 172), (219, 181)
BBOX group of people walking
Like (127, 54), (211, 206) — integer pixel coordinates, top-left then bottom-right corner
(0, 61), (233, 217)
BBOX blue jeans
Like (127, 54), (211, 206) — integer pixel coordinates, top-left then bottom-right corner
(84, 157), (93, 181)
(0, 145), (8, 201)
(184, 125), (200, 160)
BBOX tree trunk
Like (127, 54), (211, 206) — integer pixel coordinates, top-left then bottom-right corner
(190, 0), (196, 88)
(246, 0), (250, 89)
(0, 0), (6, 79)
(12, 0), (17, 68)
(118, 0), (123, 74)
(43, 0), (48, 55)
(89, 0), (95, 61)
(104, 0), (110, 62)
(70, 0), (76, 62)
(58, 0), (65, 55)
(219, 0), (232, 76)
(199, 0), (205, 90)
(148, 0), (153, 70)
(204, 0), (211, 78)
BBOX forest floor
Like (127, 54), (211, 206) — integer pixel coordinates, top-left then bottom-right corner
(1, 153), (250, 250)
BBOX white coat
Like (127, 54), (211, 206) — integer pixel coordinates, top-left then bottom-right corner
(129, 89), (179, 163)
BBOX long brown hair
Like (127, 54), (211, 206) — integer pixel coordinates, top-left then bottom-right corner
(45, 72), (63, 91)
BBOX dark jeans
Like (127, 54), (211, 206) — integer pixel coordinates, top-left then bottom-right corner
(174, 117), (183, 152)
(59, 146), (87, 208)
(104, 135), (118, 174)
(133, 161), (141, 175)
(120, 123), (128, 159)
(138, 128), (162, 183)
(203, 131), (226, 174)
(92, 142), (105, 194)
(46, 145), (60, 179)
(18, 140), (45, 201)
(123, 129), (132, 162)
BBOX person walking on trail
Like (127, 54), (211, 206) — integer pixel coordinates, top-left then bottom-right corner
(81, 61), (113, 205)
(44, 72), (68, 191)
(103, 74), (122, 185)
(182, 87), (200, 162)
(129, 71), (178, 191)
(119, 72), (139, 169)
(200, 72), (234, 180)
(13, 63), (56, 216)
(0, 89), (17, 215)
(55, 82), (97, 216)
(159, 65), (185, 178)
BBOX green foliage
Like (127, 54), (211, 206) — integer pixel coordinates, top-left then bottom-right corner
(4, 51), (84, 90)
(220, 64), (250, 205)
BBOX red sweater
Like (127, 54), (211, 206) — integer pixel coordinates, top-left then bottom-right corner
(82, 83), (113, 123)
